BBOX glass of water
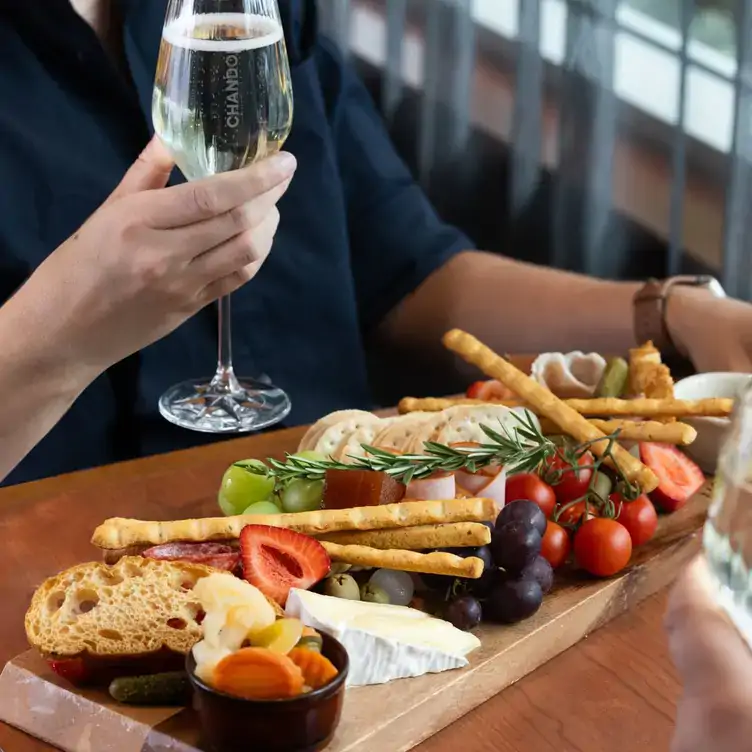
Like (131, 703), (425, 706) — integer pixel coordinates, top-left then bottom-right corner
(151, 0), (293, 434)
(703, 380), (752, 644)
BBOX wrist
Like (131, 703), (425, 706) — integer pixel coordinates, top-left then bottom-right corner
(0, 284), (103, 398)
(665, 285), (706, 359)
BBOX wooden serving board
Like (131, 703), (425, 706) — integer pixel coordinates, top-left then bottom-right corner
(0, 482), (713, 752)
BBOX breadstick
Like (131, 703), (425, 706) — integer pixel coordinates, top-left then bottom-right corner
(401, 395), (732, 418)
(320, 542), (484, 578)
(564, 397), (733, 418)
(317, 522), (491, 550)
(91, 498), (497, 550)
(442, 329), (659, 492)
(538, 418), (696, 445)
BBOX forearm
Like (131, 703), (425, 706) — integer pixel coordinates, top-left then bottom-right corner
(382, 250), (641, 358)
(0, 289), (98, 483)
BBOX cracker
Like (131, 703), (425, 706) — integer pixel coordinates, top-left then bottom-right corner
(298, 410), (375, 452)
(333, 418), (391, 463)
(436, 404), (539, 446)
(313, 414), (383, 457)
(371, 412), (430, 451)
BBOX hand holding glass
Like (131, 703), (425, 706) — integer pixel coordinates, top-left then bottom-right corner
(152, 0), (293, 432)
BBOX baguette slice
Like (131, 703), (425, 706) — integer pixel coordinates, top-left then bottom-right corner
(25, 557), (282, 684)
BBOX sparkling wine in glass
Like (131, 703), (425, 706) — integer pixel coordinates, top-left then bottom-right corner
(152, 0), (293, 433)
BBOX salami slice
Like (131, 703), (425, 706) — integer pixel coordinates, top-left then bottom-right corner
(142, 543), (240, 571)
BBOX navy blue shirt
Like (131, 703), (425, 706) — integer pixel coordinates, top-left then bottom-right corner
(0, 0), (470, 485)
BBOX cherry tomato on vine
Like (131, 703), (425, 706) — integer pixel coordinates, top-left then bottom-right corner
(543, 450), (594, 505)
(555, 500), (597, 527)
(540, 521), (571, 569)
(612, 492), (658, 547)
(574, 518), (632, 577)
(505, 473), (556, 518)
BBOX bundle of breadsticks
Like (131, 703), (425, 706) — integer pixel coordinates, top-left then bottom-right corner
(91, 498), (497, 580)
(400, 333), (733, 451)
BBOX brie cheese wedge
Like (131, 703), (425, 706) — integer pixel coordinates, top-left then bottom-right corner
(285, 588), (480, 687)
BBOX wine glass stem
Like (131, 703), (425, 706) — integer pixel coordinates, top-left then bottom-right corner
(211, 295), (242, 394)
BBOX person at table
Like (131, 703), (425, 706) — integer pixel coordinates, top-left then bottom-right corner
(665, 556), (752, 752)
(0, 0), (750, 486)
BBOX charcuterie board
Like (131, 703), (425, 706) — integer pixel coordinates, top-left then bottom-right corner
(0, 482), (711, 752)
(1, 332), (725, 752)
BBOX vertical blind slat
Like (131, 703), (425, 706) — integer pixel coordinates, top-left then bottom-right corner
(383, 0), (407, 123)
(319, 0), (351, 56)
(667, 0), (693, 277)
(509, 0), (543, 217)
(552, 0), (618, 277)
(721, 0), (752, 299)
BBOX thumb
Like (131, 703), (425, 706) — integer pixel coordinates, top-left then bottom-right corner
(107, 137), (175, 203)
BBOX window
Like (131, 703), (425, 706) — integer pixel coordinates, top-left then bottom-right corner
(468, 0), (738, 153)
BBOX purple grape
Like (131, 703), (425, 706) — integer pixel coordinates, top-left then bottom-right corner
(485, 578), (543, 624)
(444, 595), (482, 631)
(470, 567), (500, 598)
(496, 500), (546, 537)
(443, 545), (493, 571)
(491, 522), (542, 574)
(520, 556), (554, 594)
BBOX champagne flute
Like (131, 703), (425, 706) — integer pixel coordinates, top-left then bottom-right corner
(152, 0), (293, 433)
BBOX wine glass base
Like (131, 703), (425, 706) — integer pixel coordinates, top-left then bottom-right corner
(158, 377), (291, 434)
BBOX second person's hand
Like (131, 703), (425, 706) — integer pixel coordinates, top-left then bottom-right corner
(16, 137), (296, 376)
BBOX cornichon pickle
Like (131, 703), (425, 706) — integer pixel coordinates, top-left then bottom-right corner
(296, 626), (323, 652)
(108, 671), (191, 705)
(594, 357), (629, 398)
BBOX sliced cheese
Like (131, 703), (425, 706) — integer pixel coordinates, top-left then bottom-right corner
(285, 588), (480, 687)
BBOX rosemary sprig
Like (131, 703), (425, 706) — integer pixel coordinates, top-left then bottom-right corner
(267, 411), (557, 486)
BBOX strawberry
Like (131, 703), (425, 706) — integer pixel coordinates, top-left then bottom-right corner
(466, 379), (516, 401)
(640, 443), (705, 513)
(48, 657), (89, 686)
(239, 525), (331, 606)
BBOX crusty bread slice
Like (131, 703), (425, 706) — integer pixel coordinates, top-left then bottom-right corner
(25, 557), (283, 662)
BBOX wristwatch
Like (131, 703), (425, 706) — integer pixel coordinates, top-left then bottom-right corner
(633, 275), (726, 358)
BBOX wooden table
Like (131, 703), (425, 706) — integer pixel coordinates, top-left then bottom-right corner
(0, 423), (682, 752)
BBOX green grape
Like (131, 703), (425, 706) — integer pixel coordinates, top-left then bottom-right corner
(280, 479), (325, 514)
(217, 460), (275, 516)
(242, 500), (283, 516)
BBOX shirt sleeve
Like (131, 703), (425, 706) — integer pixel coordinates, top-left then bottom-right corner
(315, 38), (473, 333)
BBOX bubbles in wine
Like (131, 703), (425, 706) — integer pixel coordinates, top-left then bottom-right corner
(153, 13), (293, 180)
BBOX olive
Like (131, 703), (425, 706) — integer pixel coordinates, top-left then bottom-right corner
(360, 583), (390, 604)
(324, 573), (361, 600)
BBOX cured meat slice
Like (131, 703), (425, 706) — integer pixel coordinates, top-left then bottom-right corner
(142, 542), (240, 571)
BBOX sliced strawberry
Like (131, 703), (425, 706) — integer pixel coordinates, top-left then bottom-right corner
(239, 525), (330, 606)
(48, 657), (89, 686)
(466, 379), (516, 401)
(640, 443), (705, 513)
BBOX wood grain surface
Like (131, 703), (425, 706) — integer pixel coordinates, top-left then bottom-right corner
(0, 365), (695, 751)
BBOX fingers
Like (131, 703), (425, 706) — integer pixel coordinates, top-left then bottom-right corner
(146, 151), (297, 229)
(193, 208), (279, 303)
(108, 137), (175, 203)
(174, 177), (290, 257)
(665, 557), (752, 689)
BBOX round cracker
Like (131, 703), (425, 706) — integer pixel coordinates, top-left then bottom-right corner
(334, 418), (393, 463)
(436, 405), (540, 446)
(371, 412), (430, 452)
(403, 405), (470, 454)
(298, 410), (375, 452)
(313, 414), (384, 457)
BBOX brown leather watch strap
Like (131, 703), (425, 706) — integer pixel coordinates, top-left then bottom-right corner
(633, 278), (677, 355)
